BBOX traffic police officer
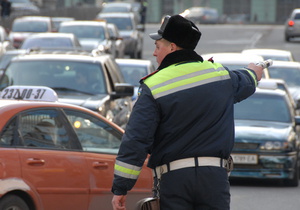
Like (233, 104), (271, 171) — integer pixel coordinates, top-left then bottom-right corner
(111, 14), (264, 210)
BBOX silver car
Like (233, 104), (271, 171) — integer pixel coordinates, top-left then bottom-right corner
(284, 8), (300, 42)
(96, 12), (144, 58)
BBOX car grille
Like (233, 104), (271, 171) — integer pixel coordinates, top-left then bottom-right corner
(234, 142), (259, 150)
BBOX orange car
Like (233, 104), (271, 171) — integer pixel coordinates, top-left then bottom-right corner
(0, 86), (152, 210)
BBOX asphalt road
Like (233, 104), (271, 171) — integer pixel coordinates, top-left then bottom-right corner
(142, 24), (300, 210)
(143, 24), (300, 67)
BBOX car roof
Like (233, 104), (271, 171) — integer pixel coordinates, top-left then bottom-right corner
(97, 12), (135, 18)
(242, 48), (292, 56)
(25, 32), (76, 38)
(254, 87), (286, 97)
(115, 58), (153, 66)
(60, 20), (107, 27)
(14, 16), (51, 21)
(102, 2), (132, 7)
(10, 51), (111, 63)
(270, 60), (300, 68)
(202, 52), (264, 64)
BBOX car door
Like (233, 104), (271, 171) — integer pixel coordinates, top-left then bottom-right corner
(16, 108), (90, 210)
(63, 109), (153, 210)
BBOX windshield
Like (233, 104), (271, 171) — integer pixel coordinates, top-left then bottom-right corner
(9, 0), (32, 3)
(21, 37), (73, 49)
(101, 17), (133, 31)
(102, 6), (131, 13)
(268, 66), (300, 87)
(0, 60), (106, 95)
(12, 21), (49, 32)
(59, 25), (106, 40)
(234, 93), (291, 123)
(119, 65), (147, 86)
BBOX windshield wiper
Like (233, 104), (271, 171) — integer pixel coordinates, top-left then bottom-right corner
(51, 87), (94, 95)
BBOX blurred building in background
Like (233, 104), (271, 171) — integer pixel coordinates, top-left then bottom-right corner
(146, 0), (300, 24)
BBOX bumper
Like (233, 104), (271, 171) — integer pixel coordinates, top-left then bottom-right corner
(230, 154), (297, 179)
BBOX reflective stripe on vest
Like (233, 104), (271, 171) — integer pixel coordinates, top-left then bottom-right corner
(114, 160), (142, 179)
(144, 61), (231, 99)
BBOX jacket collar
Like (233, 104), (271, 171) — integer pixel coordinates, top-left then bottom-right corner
(157, 49), (203, 70)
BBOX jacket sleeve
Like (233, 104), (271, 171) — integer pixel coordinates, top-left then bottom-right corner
(228, 67), (257, 103)
(111, 83), (160, 195)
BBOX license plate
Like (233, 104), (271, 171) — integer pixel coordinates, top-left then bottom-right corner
(231, 154), (258, 164)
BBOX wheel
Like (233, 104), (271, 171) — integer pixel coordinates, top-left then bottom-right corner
(0, 195), (29, 210)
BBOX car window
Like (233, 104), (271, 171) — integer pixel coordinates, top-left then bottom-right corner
(102, 6), (131, 13)
(64, 109), (122, 154)
(1, 60), (106, 94)
(268, 67), (300, 87)
(0, 117), (16, 146)
(12, 21), (49, 32)
(294, 13), (300, 19)
(234, 94), (291, 122)
(102, 17), (133, 30)
(21, 37), (73, 49)
(59, 25), (106, 40)
(20, 109), (72, 148)
(0, 109), (73, 149)
(119, 66), (147, 86)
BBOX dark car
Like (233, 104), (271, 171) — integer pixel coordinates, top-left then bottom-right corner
(0, 50), (133, 128)
(96, 12), (144, 58)
(0, 85), (152, 210)
(231, 87), (300, 186)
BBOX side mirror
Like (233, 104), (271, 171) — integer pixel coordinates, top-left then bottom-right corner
(111, 83), (134, 99)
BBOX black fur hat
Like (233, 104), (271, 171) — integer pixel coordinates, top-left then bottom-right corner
(149, 15), (201, 50)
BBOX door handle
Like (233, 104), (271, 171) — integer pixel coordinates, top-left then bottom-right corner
(26, 158), (45, 166)
(93, 162), (109, 170)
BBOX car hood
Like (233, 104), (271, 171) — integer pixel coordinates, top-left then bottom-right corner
(235, 120), (292, 141)
(79, 39), (105, 51)
(57, 93), (109, 111)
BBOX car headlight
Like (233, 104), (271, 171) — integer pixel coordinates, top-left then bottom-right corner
(260, 141), (292, 151)
(97, 45), (105, 52)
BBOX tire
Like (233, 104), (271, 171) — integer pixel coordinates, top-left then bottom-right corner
(284, 159), (299, 187)
(0, 195), (29, 210)
(285, 34), (290, 42)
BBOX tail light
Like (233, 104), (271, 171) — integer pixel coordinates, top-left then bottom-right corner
(288, 20), (295, 26)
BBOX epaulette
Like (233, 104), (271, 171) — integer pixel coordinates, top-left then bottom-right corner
(208, 57), (214, 63)
(140, 69), (159, 81)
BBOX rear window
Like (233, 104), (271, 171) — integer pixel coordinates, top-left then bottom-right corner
(12, 21), (49, 32)
(294, 13), (300, 20)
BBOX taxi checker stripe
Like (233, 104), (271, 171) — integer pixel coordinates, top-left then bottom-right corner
(114, 160), (142, 179)
(150, 66), (230, 99)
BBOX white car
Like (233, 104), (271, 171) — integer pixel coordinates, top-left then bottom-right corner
(58, 20), (114, 55)
(201, 52), (270, 78)
(267, 60), (300, 109)
(241, 48), (295, 62)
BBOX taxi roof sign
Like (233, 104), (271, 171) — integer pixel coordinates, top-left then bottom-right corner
(0, 86), (58, 102)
